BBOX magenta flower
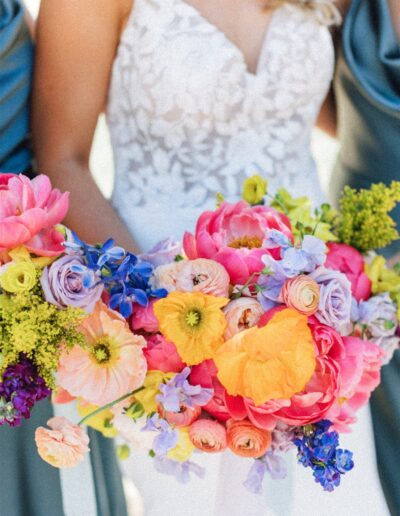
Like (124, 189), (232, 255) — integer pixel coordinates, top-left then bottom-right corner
(0, 174), (69, 256)
(183, 201), (292, 285)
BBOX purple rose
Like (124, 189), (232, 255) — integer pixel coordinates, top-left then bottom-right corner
(310, 267), (352, 329)
(140, 238), (182, 267)
(41, 255), (103, 313)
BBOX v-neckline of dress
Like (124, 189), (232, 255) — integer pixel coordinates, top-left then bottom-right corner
(176, 0), (284, 77)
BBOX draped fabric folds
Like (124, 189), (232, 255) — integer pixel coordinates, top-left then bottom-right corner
(332, 2), (400, 514)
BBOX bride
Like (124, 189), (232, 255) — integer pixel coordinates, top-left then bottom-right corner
(32, 0), (389, 514)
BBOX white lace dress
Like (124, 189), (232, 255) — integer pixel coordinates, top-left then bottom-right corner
(106, 1), (389, 514)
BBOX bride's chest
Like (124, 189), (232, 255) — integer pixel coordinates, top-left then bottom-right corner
(109, 0), (334, 124)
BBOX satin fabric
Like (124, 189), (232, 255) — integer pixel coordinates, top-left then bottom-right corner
(332, 1), (400, 514)
(0, 0), (33, 172)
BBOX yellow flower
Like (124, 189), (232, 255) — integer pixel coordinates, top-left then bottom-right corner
(366, 255), (400, 297)
(154, 292), (229, 365)
(214, 308), (316, 406)
(168, 427), (195, 462)
(77, 401), (117, 438)
(9, 246), (54, 268)
(0, 261), (37, 293)
(134, 370), (174, 413)
(242, 175), (268, 205)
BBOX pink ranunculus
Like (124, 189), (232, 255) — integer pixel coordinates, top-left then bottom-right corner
(327, 336), (383, 432)
(131, 299), (159, 333)
(35, 416), (89, 468)
(190, 360), (231, 422)
(223, 297), (264, 340)
(325, 243), (372, 302)
(0, 174), (69, 256)
(159, 405), (201, 427)
(150, 262), (185, 292)
(143, 334), (185, 373)
(176, 259), (230, 297)
(183, 201), (292, 285)
(189, 419), (227, 453)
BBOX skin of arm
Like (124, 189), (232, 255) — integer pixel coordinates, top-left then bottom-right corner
(32, 0), (138, 251)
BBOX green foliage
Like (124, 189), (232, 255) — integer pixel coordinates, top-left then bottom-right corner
(336, 182), (400, 253)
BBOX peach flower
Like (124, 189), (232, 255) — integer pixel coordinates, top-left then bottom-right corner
(223, 298), (264, 340)
(281, 275), (320, 316)
(189, 420), (227, 453)
(226, 419), (271, 458)
(35, 416), (89, 468)
(176, 259), (230, 297)
(57, 301), (147, 406)
(159, 405), (201, 428)
(150, 262), (185, 292)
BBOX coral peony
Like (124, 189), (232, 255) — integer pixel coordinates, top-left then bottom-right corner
(327, 336), (383, 432)
(190, 360), (231, 422)
(131, 299), (159, 333)
(325, 243), (371, 302)
(189, 419), (227, 453)
(214, 309), (316, 405)
(143, 334), (185, 373)
(183, 201), (292, 285)
(223, 297), (264, 340)
(154, 291), (228, 365)
(35, 416), (89, 468)
(57, 301), (147, 406)
(0, 174), (69, 256)
(281, 275), (320, 316)
(176, 259), (230, 297)
(227, 419), (272, 458)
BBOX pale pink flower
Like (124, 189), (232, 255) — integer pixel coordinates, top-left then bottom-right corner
(281, 275), (320, 316)
(57, 301), (147, 406)
(150, 262), (185, 292)
(189, 420), (227, 453)
(176, 259), (230, 297)
(0, 174), (69, 256)
(223, 298), (264, 340)
(35, 416), (89, 468)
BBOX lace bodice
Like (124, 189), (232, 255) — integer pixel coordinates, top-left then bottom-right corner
(107, 0), (334, 250)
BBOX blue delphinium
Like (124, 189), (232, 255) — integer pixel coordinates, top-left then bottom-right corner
(64, 232), (167, 317)
(294, 420), (354, 492)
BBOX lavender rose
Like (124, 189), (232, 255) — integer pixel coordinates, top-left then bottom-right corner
(310, 266), (352, 329)
(41, 255), (103, 313)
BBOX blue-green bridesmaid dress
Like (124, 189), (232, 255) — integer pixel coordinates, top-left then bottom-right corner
(0, 2), (128, 514)
(331, 1), (400, 514)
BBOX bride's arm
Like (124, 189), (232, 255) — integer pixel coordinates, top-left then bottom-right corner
(32, 0), (138, 251)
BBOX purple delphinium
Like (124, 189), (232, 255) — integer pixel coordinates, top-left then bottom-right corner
(156, 367), (213, 413)
(294, 420), (354, 492)
(0, 356), (50, 427)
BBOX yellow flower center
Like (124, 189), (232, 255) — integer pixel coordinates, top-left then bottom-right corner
(228, 236), (262, 249)
(185, 309), (202, 328)
(91, 338), (118, 366)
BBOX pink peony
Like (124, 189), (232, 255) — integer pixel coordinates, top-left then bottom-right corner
(189, 419), (227, 453)
(35, 416), (89, 468)
(327, 336), (383, 432)
(223, 298), (264, 340)
(183, 201), (292, 285)
(190, 360), (231, 422)
(176, 259), (230, 297)
(143, 334), (185, 373)
(0, 174), (69, 256)
(131, 299), (159, 333)
(325, 243), (372, 302)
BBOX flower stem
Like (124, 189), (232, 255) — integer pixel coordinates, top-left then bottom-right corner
(77, 386), (145, 426)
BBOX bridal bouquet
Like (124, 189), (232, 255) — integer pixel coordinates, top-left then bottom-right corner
(1, 173), (400, 494)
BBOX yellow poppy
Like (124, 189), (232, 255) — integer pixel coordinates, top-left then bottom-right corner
(154, 292), (228, 365)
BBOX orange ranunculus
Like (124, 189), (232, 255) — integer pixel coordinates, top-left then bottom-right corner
(214, 308), (316, 406)
(226, 419), (271, 458)
(154, 291), (228, 365)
